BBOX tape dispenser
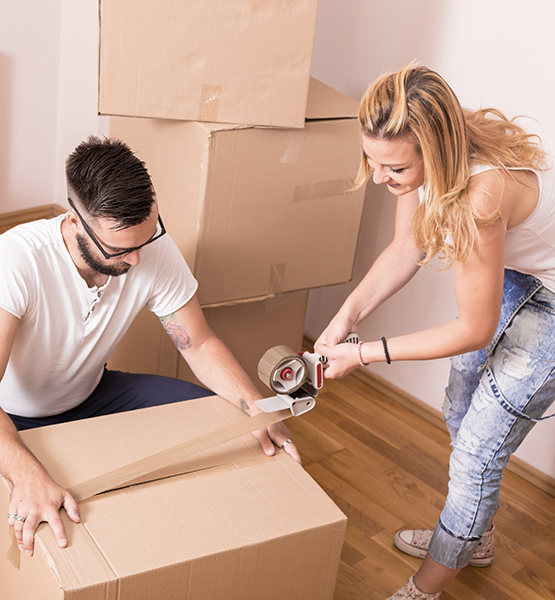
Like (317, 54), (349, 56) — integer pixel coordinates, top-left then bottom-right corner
(255, 333), (360, 416)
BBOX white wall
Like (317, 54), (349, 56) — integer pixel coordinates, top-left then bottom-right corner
(0, 1), (62, 212)
(0, 0), (107, 214)
(53, 0), (109, 204)
(307, 0), (555, 479)
(2, 0), (555, 479)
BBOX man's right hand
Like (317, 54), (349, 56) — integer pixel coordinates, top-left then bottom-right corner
(7, 470), (80, 556)
(0, 310), (80, 555)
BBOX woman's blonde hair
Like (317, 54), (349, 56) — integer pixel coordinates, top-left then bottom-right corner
(356, 64), (546, 266)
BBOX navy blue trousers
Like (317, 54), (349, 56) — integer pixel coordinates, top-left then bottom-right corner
(8, 369), (214, 431)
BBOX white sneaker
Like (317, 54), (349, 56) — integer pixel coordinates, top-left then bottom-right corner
(394, 526), (495, 567)
(386, 576), (442, 599)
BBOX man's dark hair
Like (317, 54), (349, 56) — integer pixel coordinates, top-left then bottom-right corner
(65, 136), (154, 229)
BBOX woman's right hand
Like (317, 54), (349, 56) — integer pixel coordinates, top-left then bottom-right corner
(314, 314), (356, 355)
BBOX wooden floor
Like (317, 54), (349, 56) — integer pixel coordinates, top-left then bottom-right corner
(286, 373), (555, 600)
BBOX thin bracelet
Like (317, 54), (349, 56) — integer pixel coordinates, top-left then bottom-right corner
(381, 336), (391, 364)
(357, 341), (368, 367)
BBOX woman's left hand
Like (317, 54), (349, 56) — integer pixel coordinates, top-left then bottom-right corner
(316, 341), (362, 379)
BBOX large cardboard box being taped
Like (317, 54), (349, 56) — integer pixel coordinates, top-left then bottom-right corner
(99, 0), (318, 128)
(0, 397), (347, 599)
(109, 78), (366, 306)
(107, 290), (309, 393)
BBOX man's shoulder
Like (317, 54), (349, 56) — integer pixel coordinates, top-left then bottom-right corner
(0, 215), (65, 251)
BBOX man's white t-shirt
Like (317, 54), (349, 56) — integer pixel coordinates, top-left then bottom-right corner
(0, 214), (198, 418)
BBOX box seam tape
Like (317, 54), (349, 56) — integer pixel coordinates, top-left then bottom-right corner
(68, 407), (291, 502)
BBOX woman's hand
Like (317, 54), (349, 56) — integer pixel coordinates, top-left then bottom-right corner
(316, 340), (362, 380)
(314, 314), (356, 353)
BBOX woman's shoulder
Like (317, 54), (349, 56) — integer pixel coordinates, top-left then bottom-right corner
(467, 164), (508, 195)
(470, 163), (498, 177)
(468, 163), (540, 227)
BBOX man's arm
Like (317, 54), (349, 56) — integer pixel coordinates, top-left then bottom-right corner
(160, 296), (301, 463)
(0, 308), (80, 556)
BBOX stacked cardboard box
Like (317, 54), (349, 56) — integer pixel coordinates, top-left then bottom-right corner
(99, 0), (319, 128)
(109, 77), (365, 306)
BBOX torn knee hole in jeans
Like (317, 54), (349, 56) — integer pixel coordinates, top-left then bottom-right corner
(500, 346), (533, 380)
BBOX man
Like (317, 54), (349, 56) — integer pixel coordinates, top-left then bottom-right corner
(0, 136), (299, 557)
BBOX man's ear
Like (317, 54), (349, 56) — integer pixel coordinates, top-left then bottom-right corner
(65, 210), (81, 232)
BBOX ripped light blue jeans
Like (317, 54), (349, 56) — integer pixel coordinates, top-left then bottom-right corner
(428, 269), (555, 569)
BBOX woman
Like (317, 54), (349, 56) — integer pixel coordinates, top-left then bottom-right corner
(315, 64), (555, 599)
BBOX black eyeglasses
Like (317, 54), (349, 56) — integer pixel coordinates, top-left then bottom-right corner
(68, 198), (166, 259)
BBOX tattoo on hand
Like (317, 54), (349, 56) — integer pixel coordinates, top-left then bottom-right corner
(160, 313), (192, 351)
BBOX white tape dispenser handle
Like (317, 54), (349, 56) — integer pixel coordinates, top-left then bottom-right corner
(255, 334), (360, 416)
(255, 394), (316, 417)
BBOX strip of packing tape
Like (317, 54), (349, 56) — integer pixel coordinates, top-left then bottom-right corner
(198, 83), (221, 121)
(6, 406), (291, 568)
(293, 179), (350, 203)
(269, 263), (286, 296)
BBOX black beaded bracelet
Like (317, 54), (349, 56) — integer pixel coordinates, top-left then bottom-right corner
(381, 336), (391, 364)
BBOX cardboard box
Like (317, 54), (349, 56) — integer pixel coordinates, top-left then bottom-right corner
(110, 78), (366, 306)
(0, 397), (347, 599)
(98, 0), (318, 128)
(107, 290), (309, 394)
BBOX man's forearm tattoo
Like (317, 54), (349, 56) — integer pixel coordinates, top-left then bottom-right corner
(240, 399), (251, 415)
(160, 313), (192, 351)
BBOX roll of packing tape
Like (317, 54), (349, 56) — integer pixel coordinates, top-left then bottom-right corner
(258, 345), (308, 394)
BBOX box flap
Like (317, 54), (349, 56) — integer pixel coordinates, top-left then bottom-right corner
(305, 77), (360, 121)
(190, 77), (360, 130)
(83, 452), (344, 564)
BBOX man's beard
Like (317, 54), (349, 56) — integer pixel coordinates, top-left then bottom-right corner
(76, 234), (131, 278)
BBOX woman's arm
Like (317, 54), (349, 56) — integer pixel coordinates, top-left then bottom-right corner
(315, 189), (424, 349)
(319, 173), (509, 378)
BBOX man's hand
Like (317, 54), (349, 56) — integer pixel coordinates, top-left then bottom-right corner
(251, 416), (302, 465)
(8, 471), (80, 556)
